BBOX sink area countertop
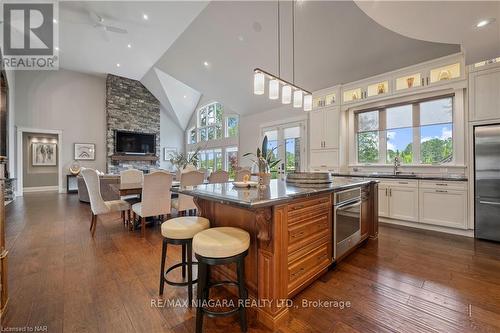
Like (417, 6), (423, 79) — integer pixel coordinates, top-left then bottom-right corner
(332, 172), (467, 181)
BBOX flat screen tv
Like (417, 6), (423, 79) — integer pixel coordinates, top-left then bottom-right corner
(115, 131), (155, 155)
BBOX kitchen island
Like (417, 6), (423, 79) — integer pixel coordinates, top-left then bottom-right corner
(172, 177), (378, 329)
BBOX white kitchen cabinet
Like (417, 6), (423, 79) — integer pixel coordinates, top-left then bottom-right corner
(378, 185), (389, 218)
(309, 107), (339, 150)
(377, 180), (419, 222)
(309, 150), (339, 170)
(469, 66), (500, 121)
(388, 186), (419, 222)
(419, 188), (467, 229)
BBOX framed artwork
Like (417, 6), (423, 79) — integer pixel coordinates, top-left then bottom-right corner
(74, 143), (95, 160)
(163, 147), (177, 161)
(32, 142), (57, 166)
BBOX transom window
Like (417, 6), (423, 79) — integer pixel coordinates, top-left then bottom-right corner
(356, 96), (453, 165)
(191, 102), (239, 144)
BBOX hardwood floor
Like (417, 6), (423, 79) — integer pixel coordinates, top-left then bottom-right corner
(2, 192), (500, 332)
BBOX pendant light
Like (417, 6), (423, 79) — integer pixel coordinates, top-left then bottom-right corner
(253, 0), (312, 111)
(254, 72), (265, 95)
(269, 79), (279, 99)
(282, 85), (291, 104)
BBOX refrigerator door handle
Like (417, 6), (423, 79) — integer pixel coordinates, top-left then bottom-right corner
(479, 200), (500, 206)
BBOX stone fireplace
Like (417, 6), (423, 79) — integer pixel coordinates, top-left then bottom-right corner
(105, 74), (160, 174)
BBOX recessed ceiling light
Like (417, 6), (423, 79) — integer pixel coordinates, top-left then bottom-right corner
(476, 18), (496, 28)
(55, 46), (59, 51)
(53, 19), (57, 24)
(143, 13), (149, 20)
(127, 43), (132, 48)
(183, 95), (187, 99)
(203, 61), (209, 67)
(116, 63), (121, 68)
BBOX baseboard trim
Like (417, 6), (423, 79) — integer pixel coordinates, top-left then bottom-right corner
(23, 186), (59, 193)
(379, 218), (474, 237)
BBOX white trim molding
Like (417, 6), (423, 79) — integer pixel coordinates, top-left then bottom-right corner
(23, 186), (59, 193)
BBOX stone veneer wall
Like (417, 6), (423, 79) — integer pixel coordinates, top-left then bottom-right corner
(106, 74), (160, 174)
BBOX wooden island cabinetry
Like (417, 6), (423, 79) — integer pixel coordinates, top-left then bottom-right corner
(174, 178), (378, 329)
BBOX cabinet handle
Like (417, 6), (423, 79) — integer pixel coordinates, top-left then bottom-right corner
(389, 188), (392, 196)
(292, 268), (305, 277)
(421, 78), (424, 86)
(398, 182), (408, 185)
(435, 183), (448, 186)
(426, 77), (429, 85)
(317, 254), (328, 262)
(291, 204), (304, 210)
(436, 190), (448, 193)
(385, 188), (388, 196)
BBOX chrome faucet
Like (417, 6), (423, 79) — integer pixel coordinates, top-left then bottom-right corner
(393, 156), (401, 175)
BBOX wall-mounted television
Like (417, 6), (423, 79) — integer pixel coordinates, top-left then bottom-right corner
(115, 131), (155, 155)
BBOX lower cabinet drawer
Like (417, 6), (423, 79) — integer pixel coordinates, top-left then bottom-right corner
(288, 214), (329, 253)
(288, 243), (330, 295)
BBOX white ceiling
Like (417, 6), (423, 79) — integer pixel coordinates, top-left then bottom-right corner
(59, 1), (208, 80)
(153, 1), (460, 116)
(355, 1), (500, 65)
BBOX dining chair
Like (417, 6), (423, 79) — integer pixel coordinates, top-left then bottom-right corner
(81, 168), (131, 236)
(120, 169), (143, 205)
(172, 171), (205, 216)
(208, 170), (229, 184)
(132, 171), (173, 237)
(235, 168), (251, 182)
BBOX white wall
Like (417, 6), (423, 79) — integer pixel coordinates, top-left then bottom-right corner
(6, 70), (15, 177)
(239, 105), (307, 167)
(160, 106), (185, 170)
(15, 69), (107, 190)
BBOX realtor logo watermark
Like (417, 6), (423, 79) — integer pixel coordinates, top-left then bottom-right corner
(2, 1), (59, 70)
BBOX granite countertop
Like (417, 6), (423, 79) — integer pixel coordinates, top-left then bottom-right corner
(332, 172), (467, 181)
(172, 177), (374, 208)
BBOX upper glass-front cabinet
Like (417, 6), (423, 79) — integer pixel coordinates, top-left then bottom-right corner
(395, 73), (422, 91)
(367, 80), (389, 98)
(313, 88), (339, 110)
(429, 63), (461, 84)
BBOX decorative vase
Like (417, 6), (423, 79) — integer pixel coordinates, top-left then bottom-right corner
(377, 83), (385, 94)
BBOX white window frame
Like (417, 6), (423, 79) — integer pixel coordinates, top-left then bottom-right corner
(353, 94), (456, 166)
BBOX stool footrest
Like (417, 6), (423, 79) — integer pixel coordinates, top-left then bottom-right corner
(207, 280), (239, 289)
(201, 306), (241, 318)
(164, 262), (198, 286)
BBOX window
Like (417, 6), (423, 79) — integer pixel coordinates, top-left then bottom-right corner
(198, 149), (223, 173)
(226, 116), (239, 138)
(355, 96), (453, 165)
(190, 102), (239, 144)
(225, 147), (238, 179)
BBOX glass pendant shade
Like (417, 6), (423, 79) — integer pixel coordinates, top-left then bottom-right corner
(269, 79), (279, 100)
(254, 72), (265, 95)
(293, 90), (303, 108)
(303, 94), (312, 111)
(282, 85), (292, 104)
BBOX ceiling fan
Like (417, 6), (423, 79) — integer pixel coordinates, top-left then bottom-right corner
(88, 11), (127, 40)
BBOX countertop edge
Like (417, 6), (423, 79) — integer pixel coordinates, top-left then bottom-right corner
(332, 173), (467, 182)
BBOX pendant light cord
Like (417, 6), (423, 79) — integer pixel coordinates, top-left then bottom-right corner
(277, 0), (280, 77)
(292, 0), (295, 84)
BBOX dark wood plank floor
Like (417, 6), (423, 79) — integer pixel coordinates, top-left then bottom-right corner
(2, 193), (500, 332)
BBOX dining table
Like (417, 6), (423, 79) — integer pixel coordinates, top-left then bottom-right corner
(109, 180), (182, 197)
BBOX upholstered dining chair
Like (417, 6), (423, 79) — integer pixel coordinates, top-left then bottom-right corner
(132, 171), (174, 237)
(81, 168), (131, 236)
(120, 168), (143, 205)
(235, 168), (251, 182)
(171, 170), (205, 216)
(208, 170), (229, 184)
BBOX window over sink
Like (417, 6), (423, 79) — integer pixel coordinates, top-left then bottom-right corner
(355, 95), (454, 165)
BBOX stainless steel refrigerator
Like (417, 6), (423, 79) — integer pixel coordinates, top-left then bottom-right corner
(474, 124), (500, 242)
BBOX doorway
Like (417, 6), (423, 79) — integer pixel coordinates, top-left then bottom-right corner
(261, 121), (307, 179)
(16, 127), (63, 196)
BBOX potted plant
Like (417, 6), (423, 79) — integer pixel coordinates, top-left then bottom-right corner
(243, 136), (280, 187)
(169, 146), (202, 174)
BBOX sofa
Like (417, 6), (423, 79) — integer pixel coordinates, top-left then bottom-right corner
(77, 175), (120, 203)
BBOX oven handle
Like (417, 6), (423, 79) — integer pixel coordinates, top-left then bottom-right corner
(335, 199), (361, 211)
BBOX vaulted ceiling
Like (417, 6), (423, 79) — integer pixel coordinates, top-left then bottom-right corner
(56, 1), (496, 130)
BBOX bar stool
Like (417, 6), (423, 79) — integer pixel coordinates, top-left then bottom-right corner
(193, 227), (250, 333)
(159, 216), (210, 306)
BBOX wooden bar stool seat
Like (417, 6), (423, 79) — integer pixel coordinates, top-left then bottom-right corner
(159, 216), (210, 306)
(193, 227), (250, 333)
